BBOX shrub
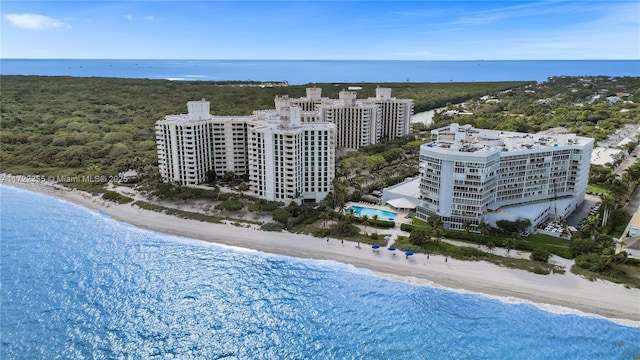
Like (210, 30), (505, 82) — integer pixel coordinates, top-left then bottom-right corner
(311, 228), (330, 238)
(530, 248), (551, 263)
(261, 222), (283, 232)
(394, 243), (424, 253)
(400, 223), (415, 232)
(216, 200), (244, 212)
(450, 246), (485, 259)
(532, 266), (551, 275)
(410, 229), (430, 245)
(373, 219), (396, 228)
(574, 253), (608, 272)
(570, 238), (599, 257)
(331, 221), (360, 237)
(101, 190), (133, 204)
(271, 208), (292, 224)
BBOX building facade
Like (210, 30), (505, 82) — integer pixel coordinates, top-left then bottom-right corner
(249, 107), (335, 204)
(156, 100), (335, 204)
(156, 100), (252, 185)
(416, 124), (594, 232)
(275, 87), (413, 150)
(317, 90), (379, 151)
(366, 87), (413, 142)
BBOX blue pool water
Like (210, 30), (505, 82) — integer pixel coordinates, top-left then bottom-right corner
(1, 186), (639, 359)
(347, 205), (398, 220)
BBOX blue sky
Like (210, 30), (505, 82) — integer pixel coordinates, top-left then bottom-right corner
(2, 1), (639, 60)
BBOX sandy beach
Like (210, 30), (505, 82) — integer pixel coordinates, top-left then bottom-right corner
(4, 179), (640, 325)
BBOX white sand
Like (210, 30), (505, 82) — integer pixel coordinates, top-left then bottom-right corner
(4, 179), (640, 325)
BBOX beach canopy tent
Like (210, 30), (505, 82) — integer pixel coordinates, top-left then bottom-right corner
(387, 197), (418, 210)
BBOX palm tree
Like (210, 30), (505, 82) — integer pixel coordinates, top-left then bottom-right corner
(600, 247), (616, 267)
(610, 178), (630, 202)
(478, 221), (491, 236)
(429, 215), (443, 229)
(486, 241), (495, 254)
(372, 214), (379, 235)
(462, 220), (471, 236)
(362, 215), (369, 237)
(581, 213), (601, 241)
(599, 193), (617, 227)
(504, 237), (514, 257)
(432, 227), (443, 244)
(319, 213), (328, 229)
(617, 238), (627, 253)
(615, 250), (629, 264)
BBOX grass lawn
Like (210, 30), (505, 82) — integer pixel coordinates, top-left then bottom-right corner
(523, 233), (570, 248)
(586, 184), (610, 195)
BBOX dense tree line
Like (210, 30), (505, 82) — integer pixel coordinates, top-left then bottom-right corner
(0, 75), (528, 179)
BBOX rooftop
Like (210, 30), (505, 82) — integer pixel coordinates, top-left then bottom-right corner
(157, 103), (331, 131)
(383, 177), (420, 198)
(426, 123), (593, 154)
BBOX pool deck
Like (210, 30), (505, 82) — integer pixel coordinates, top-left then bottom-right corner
(345, 201), (412, 224)
(342, 202), (414, 247)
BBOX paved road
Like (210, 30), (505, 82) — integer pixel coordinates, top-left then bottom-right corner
(614, 144), (640, 176)
(624, 186), (640, 212)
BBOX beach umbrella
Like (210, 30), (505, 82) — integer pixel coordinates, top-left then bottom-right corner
(388, 247), (396, 255)
(405, 251), (414, 259)
(372, 244), (380, 249)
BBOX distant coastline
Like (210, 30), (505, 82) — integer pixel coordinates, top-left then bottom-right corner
(2, 59), (638, 84)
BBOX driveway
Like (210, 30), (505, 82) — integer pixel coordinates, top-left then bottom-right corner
(565, 194), (601, 227)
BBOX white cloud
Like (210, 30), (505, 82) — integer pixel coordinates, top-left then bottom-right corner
(452, 1), (585, 26)
(124, 14), (133, 21)
(143, 16), (155, 22)
(4, 13), (68, 30)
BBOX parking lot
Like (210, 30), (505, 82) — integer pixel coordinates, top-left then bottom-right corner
(566, 194), (602, 228)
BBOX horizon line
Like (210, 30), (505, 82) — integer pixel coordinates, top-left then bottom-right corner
(2, 58), (639, 62)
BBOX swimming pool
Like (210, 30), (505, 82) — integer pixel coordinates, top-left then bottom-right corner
(347, 206), (398, 220)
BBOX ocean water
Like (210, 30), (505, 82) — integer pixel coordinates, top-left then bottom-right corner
(1, 186), (639, 359)
(1, 59), (638, 84)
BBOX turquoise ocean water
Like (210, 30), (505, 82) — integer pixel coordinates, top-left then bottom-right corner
(1, 59), (638, 84)
(1, 186), (639, 359)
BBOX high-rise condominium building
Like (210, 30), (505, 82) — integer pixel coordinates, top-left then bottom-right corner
(317, 90), (379, 151)
(156, 100), (335, 204)
(155, 100), (252, 185)
(275, 86), (326, 114)
(249, 107), (335, 204)
(416, 124), (594, 232)
(368, 87), (413, 142)
(275, 87), (413, 150)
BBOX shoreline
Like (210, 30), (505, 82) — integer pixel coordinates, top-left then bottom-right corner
(3, 180), (640, 326)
